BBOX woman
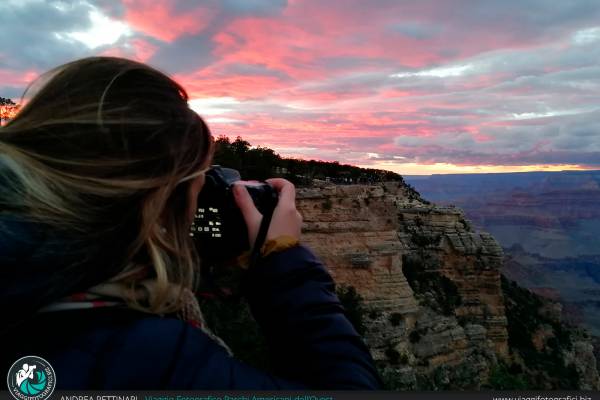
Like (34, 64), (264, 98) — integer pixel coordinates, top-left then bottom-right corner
(0, 57), (382, 389)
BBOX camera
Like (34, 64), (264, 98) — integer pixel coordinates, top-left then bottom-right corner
(189, 166), (278, 262)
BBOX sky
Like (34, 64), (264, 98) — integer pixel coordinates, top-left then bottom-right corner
(1, 0), (599, 175)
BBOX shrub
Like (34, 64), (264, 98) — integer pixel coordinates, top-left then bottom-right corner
(487, 363), (531, 390)
(336, 285), (367, 336)
(459, 217), (471, 230)
(385, 344), (401, 365)
(402, 255), (462, 316)
(501, 275), (580, 389)
(389, 312), (403, 326)
(380, 367), (412, 390)
(409, 330), (421, 343)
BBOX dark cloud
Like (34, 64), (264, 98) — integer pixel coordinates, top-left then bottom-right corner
(393, 110), (600, 166)
(143, 0), (289, 74)
(388, 22), (442, 40)
(429, 0), (600, 43)
(219, 0), (288, 16)
(94, 0), (126, 19)
(221, 63), (291, 80)
(321, 56), (394, 72)
(147, 34), (214, 74)
(0, 1), (95, 71)
(334, 136), (393, 148)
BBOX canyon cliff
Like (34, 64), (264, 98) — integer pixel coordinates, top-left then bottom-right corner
(292, 181), (599, 390)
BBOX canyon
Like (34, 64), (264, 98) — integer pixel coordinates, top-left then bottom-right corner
(405, 171), (600, 338)
(291, 180), (599, 389)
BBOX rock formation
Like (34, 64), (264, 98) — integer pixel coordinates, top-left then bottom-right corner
(293, 181), (599, 390)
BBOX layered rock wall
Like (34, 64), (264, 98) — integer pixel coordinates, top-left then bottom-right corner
(295, 182), (508, 388)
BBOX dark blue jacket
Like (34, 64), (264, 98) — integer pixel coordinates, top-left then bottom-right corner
(1, 215), (383, 390)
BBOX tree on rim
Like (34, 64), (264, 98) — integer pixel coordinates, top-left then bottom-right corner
(0, 97), (19, 126)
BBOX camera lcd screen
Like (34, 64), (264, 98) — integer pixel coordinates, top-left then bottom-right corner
(190, 206), (223, 239)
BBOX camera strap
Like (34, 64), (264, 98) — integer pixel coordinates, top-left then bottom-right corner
(248, 206), (275, 269)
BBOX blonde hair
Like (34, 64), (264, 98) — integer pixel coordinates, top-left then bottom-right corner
(0, 56), (213, 316)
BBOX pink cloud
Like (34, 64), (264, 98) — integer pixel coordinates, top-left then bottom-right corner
(129, 38), (159, 62)
(212, 18), (327, 80)
(80, 1), (600, 171)
(175, 70), (288, 100)
(123, 0), (215, 42)
(0, 69), (39, 92)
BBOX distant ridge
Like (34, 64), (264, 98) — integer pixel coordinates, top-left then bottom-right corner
(405, 169), (600, 178)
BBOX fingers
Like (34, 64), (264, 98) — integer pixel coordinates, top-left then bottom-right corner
(265, 178), (296, 205)
(233, 178), (301, 246)
(232, 183), (262, 224)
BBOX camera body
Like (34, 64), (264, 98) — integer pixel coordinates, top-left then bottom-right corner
(190, 166), (278, 262)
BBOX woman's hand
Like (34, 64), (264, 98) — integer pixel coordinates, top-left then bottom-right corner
(233, 178), (302, 247)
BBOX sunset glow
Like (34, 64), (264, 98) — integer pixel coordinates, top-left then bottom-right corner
(1, 1), (599, 174)
(361, 162), (592, 176)
(0, 102), (19, 125)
